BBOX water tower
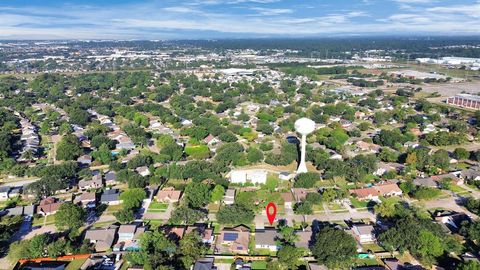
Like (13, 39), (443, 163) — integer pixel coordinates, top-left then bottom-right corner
(294, 118), (315, 174)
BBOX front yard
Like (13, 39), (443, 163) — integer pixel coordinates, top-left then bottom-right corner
(147, 201), (169, 213)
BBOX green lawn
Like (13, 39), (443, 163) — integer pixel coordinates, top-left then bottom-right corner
(32, 214), (55, 226)
(144, 219), (165, 226)
(449, 185), (468, 194)
(350, 198), (369, 208)
(66, 259), (87, 270)
(148, 201), (169, 212)
(252, 261), (268, 270)
(104, 204), (123, 213)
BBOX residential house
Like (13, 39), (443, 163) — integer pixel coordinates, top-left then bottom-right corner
(461, 167), (480, 182)
(156, 187), (182, 203)
(351, 224), (375, 243)
(136, 166), (150, 177)
(85, 227), (118, 252)
(295, 229), (313, 249)
(254, 229), (280, 251)
(116, 136), (135, 150)
(186, 224), (215, 244)
(434, 211), (471, 233)
(414, 173), (463, 188)
(280, 192), (294, 209)
(216, 225), (250, 255)
(193, 258), (216, 270)
(230, 169), (268, 185)
(279, 171), (294, 181)
(163, 226), (186, 241)
(37, 197), (63, 216)
(118, 224), (139, 241)
(204, 134), (220, 146)
(356, 141), (381, 153)
(73, 192), (96, 208)
(77, 155), (92, 166)
(105, 171), (117, 186)
(78, 174), (103, 190)
(100, 189), (121, 205)
(224, 189), (235, 205)
(349, 182), (402, 201)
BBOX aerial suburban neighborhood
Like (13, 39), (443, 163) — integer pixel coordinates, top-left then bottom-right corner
(1, 2), (480, 269)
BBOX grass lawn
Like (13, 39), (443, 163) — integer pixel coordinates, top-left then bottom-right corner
(354, 258), (379, 267)
(362, 243), (386, 252)
(104, 204), (123, 214)
(312, 204), (324, 212)
(66, 258), (87, 270)
(252, 261), (268, 270)
(92, 220), (115, 228)
(350, 198), (369, 209)
(328, 203), (345, 211)
(208, 203), (221, 213)
(33, 215), (55, 226)
(144, 219), (165, 226)
(466, 183), (480, 191)
(449, 185), (469, 194)
(148, 201), (169, 212)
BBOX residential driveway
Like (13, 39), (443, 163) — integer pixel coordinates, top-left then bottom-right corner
(12, 217), (32, 242)
(24, 225), (57, 240)
(215, 263), (232, 270)
(142, 203), (173, 220)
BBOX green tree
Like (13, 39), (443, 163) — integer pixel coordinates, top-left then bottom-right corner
(120, 188), (147, 210)
(311, 227), (357, 269)
(294, 201), (313, 215)
(56, 134), (83, 161)
(29, 234), (49, 258)
(374, 198), (398, 218)
(169, 204), (207, 225)
(454, 148), (470, 160)
(184, 182), (211, 208)
(210, 185), (225, 203)
(55, 203), (86, 235)
(216, 204), (255, 225)
(114, 209), (135, 223)
(277, 245), (303, 270)
(277, 225), (299, 246)
(178, 232), (208, 269)
(294, 172), (320, 188)
(247, 147), (264, 163)
(92, 143), (113, 164)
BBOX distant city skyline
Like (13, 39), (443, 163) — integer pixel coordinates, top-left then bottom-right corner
(0, 0), (479, 39)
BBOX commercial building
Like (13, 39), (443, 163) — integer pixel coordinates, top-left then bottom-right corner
(446, 94), (480, 110)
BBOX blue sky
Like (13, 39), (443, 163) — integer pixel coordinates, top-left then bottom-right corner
(0, 0), (479, 39)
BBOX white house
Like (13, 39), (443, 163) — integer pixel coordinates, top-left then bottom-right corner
(351, 224), (375, 243)
(230, 169), (268, 185)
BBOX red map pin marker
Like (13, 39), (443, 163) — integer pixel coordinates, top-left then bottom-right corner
(266, 202), (277, 225)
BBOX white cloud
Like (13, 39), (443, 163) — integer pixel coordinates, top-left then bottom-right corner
(250, 7), (292, 15)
